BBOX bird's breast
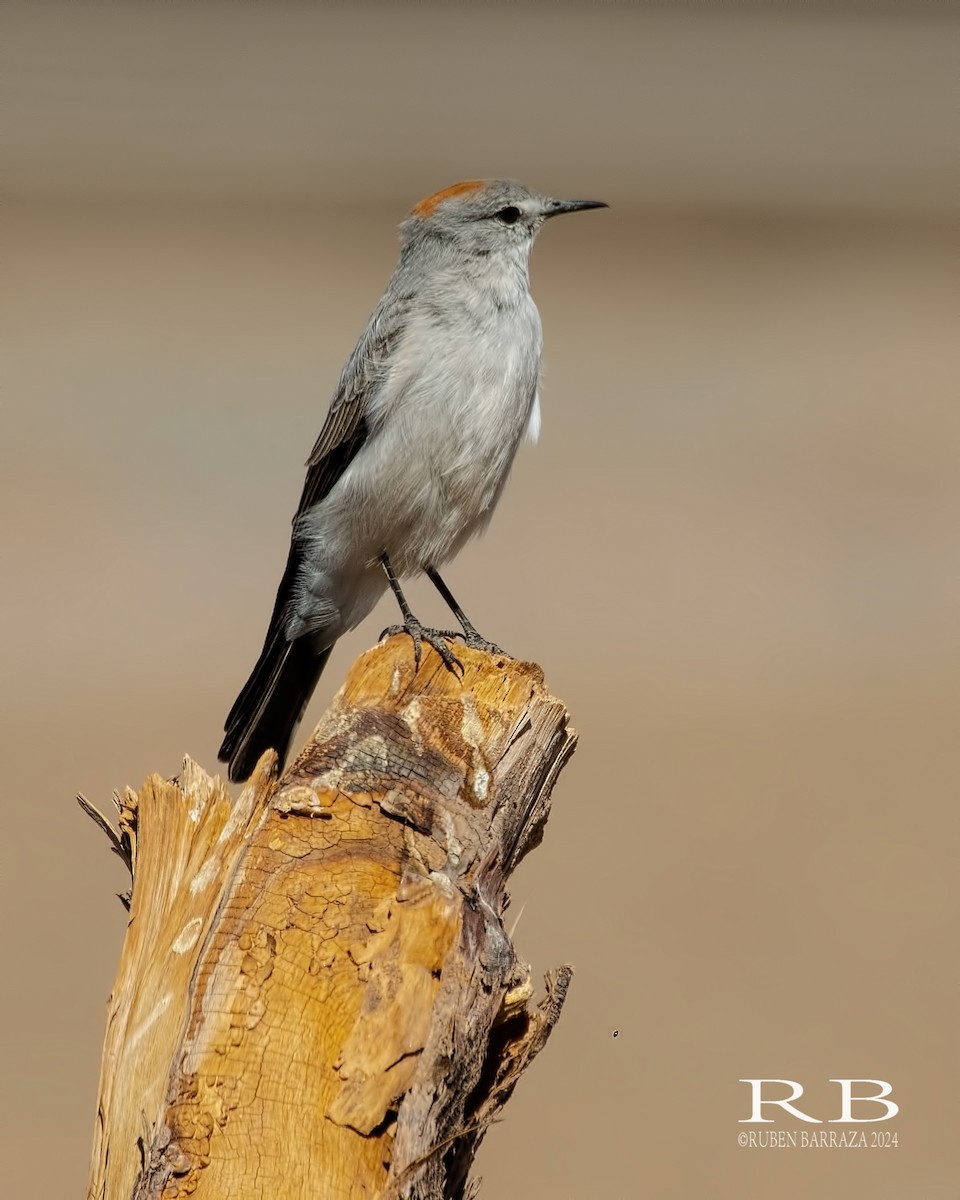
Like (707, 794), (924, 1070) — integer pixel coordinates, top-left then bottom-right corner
(357, 293), (542, 568)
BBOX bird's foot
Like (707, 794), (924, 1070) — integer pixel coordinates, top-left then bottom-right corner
(380, 620), (465, 677)
(439, 628), (508, 657)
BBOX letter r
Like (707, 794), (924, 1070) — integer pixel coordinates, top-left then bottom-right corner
(738, 1079), (821, 1124)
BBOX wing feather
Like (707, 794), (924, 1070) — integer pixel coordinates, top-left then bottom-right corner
(294, 294), (408, 515)
(221, 290), (410, 765)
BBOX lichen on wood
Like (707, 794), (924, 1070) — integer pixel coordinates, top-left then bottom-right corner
(86, 636), (577, 1200)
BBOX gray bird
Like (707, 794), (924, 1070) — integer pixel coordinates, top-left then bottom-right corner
(219, 179), (606, 782)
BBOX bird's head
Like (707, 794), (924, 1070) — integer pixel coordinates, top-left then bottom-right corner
(400, 179), (606, 260)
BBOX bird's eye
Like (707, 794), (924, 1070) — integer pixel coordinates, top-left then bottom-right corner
(496, 206), (521, 225)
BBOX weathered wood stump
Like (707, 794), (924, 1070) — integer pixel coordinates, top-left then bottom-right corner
(85, 636), (577, 1200)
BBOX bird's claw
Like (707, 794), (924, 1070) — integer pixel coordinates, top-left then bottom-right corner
(461, 631), (507, 656)
(434, 628), (507, 657)
(380, 622), (465, 678)
(427, 632), (465, 677)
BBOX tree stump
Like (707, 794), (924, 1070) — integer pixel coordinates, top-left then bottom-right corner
(85, 636), (577, 1200)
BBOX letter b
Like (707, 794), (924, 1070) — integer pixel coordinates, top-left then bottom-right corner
(829, 1079), (898, 1123)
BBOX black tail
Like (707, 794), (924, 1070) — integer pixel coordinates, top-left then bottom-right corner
(219, 633), (332, 783)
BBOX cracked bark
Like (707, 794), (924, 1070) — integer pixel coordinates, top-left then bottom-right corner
(85, 635), (577, 1200)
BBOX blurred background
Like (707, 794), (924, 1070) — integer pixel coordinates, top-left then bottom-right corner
(2, 2), (959, 1196)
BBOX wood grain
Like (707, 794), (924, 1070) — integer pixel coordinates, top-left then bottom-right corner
(87, 636), (576, 1200)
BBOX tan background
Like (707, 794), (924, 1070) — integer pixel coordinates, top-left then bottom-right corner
(2, 2), (958, 1196)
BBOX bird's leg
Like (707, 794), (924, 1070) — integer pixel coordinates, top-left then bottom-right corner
(425, 567), (506, 656)
(378, 554), (464, 676)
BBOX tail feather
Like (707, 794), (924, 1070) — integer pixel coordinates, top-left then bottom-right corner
(219, 635), (332, 783)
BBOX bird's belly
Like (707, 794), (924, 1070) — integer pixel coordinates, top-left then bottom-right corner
(302, 300), (540, 596)
(402, 372), (536, 563)
(349, 327), (536, 563)
(363, 405), (520, 574)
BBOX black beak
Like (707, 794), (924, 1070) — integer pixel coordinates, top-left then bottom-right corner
(543, 198), (608, 219)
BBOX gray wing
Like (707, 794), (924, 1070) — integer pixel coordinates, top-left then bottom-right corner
(220, 290), (410, 764)
(295, 293), (409, 518)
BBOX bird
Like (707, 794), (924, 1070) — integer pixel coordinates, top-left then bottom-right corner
(219, 179), (606, 782)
